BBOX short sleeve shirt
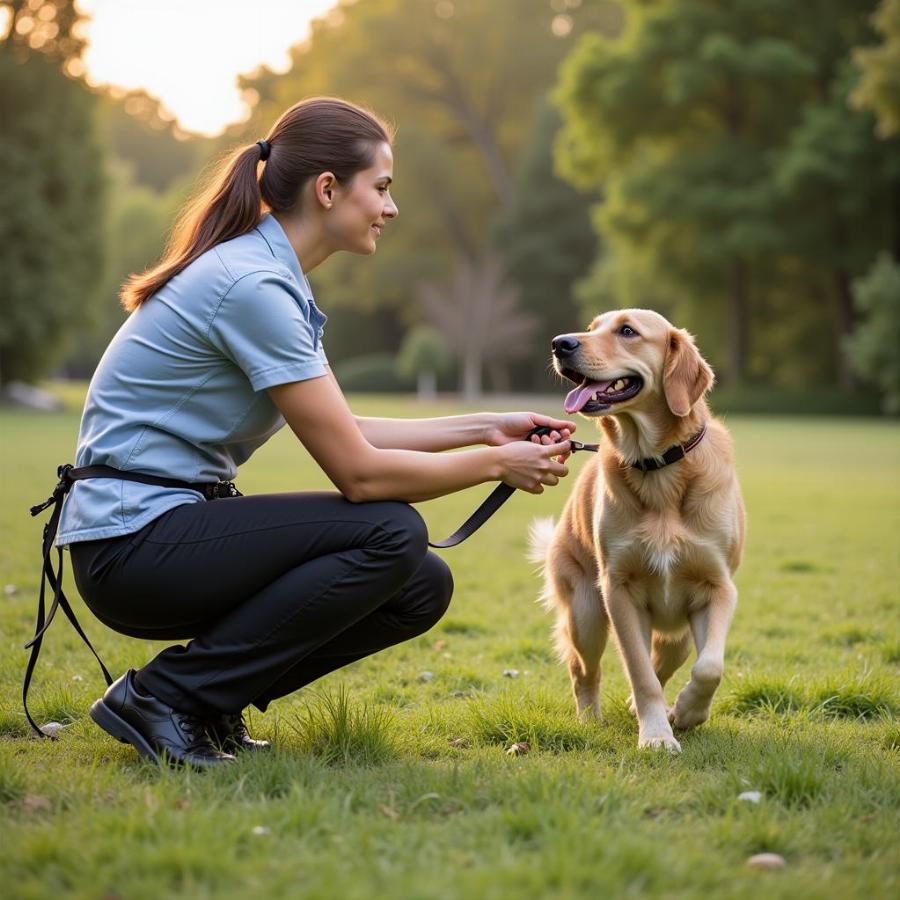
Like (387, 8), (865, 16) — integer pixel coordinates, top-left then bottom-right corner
(56, 213), (328, 546)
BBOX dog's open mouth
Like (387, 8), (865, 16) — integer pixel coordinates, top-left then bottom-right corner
(563, 375), (643, 414)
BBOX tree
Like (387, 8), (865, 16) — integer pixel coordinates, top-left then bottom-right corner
(0, 0), (86, 72)
(769, 57), (900, 387)
(493, 94), (598, 390)
(555, 0), (879, 385)
(232, 0), (621, 370)
(0, 1), (106, 385)
(852, 0), (900, 137)
(846, 253), (900, 412)
(396, 325), (453, 401)
(556, 0), (810, 383)
(418, 254), (538, 401)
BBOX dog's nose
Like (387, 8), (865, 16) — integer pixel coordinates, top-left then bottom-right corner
(552, 335), (580, 359)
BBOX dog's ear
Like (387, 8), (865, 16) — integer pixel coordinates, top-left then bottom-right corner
(663, 329), (714, 417)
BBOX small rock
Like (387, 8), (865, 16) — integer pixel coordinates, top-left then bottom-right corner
(39, 721), (68, 738)
(251, 825), (271, 837)
(746, 853), (786, 870)
(71, 674), (84, 682)
(502, 669), (519, 679)
(417, 671), (434, 683)
(506, 741), (531, 756)
(737, 791), (762, 804)
(4, 584), (18, 596)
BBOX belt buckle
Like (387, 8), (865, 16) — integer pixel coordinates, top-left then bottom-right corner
(214, 481), (241, 499)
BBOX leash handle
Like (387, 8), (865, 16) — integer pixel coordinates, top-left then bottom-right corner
(427, 426), (565, 549)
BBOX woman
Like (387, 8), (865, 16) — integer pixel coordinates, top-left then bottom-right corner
(47, 97), (574, 768)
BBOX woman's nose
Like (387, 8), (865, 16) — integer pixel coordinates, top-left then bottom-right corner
(385, 197), (398, 219)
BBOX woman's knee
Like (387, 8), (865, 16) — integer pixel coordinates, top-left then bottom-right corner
(369, 501), (429, 569)
(418, 551), (454, 625)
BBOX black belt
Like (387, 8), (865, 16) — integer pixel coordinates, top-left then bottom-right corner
(24, 464), (241, 737)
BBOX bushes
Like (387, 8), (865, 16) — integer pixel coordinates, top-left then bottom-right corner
(333, 353), (414, 393)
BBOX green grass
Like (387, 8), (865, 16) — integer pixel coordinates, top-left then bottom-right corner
(1, 386), (898, 899)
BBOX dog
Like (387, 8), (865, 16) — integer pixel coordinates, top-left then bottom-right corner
(529, 309), (745, 752)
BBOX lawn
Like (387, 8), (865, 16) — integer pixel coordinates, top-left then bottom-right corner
(1, 388), (898, 899)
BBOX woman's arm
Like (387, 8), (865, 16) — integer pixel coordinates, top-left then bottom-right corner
(267, 376), (570, 504)
(332, 372), (576, 453)
(356, 411), (491, 451)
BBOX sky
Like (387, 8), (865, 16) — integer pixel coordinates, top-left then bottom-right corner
(77, 0), (337, 136)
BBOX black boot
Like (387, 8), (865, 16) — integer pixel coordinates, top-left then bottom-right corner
(89, 669), (235, 768)
(206, 711), (271, 753)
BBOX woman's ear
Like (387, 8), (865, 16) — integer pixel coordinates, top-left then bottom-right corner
(663, 328), (715, 416)
(314, 172), (337, 209)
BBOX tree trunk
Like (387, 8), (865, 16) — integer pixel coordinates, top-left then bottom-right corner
(726, 260), (749, 385)
(417, 370), (437, 402)
(462, 347), (481, 404)
(487, 360), (511, 394)
(833, 268), (857, 390)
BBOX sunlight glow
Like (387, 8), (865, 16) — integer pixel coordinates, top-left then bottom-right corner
(77, 0), (337, 136)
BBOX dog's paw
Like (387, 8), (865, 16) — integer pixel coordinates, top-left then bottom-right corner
(669, 701), (710, 731)
(576, 702), (601, 722)
(638, 732), (682, 754)
(626, 694), (637, 718)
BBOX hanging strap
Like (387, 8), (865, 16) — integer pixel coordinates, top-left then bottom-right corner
(24, 464), (238, 737)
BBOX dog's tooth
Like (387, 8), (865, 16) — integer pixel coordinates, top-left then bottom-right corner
(613, 379), (625, 391)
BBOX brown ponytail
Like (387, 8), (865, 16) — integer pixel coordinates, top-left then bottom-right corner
(120, 97), (394, 312)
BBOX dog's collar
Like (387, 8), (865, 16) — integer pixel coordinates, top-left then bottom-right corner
(631, 423), (708, 472)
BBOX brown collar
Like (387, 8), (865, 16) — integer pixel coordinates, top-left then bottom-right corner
(631, 422), (708, 472)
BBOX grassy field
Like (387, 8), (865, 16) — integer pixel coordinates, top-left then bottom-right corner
(1, 388), (898, 900)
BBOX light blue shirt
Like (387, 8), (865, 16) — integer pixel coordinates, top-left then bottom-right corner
(57, 213), (328, 546)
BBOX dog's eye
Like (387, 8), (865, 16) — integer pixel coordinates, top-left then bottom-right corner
(618, 324), (639, 338)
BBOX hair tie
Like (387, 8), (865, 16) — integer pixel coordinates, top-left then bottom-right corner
(256, 139), (271, 161)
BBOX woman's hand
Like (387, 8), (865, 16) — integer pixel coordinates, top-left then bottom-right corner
(484, 412), (576, 463)
(496, 438), (571, 494)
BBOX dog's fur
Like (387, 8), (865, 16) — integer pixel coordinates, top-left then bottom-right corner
(530, 309), (745, 752)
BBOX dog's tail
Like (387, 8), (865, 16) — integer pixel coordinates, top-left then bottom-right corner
(527, 516), (558, 612)
(527, 516), (556, 567)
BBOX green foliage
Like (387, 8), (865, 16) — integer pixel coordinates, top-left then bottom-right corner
(0, 1), (86, 67)
(94, 88), (217, 191)
(846, 253), (900, 413)
(494, 95), (598, 390)
(853, 0), (900, 136)
(0, 46), (106, 385)
(555, 0), (893, 391)
(235, 0), (620, 368)
(333, 352), (414, 392)
(396, 325), (453, 379)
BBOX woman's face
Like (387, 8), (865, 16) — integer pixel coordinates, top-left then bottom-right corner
(326, 141), (398, 254)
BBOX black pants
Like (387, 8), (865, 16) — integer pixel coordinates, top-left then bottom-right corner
(69, 493), (453, 717)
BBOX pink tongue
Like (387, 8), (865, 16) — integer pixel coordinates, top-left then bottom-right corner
(564, 380), (615, 414)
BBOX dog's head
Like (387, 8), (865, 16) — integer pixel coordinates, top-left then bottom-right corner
(551, 309), (714, 418)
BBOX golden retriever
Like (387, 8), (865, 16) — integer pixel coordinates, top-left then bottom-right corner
(529, 309), (745, 752)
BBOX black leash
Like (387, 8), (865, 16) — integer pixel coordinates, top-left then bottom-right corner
(426, 421), (709, 547)
(428, 427), (595, 548)
(24, 464), (240, 737)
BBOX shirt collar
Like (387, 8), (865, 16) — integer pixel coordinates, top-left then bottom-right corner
(255, 213), (311, 293)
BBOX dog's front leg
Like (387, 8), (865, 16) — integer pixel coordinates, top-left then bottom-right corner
(605, 580), (681, 753)
(670, 579), (737, 730)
